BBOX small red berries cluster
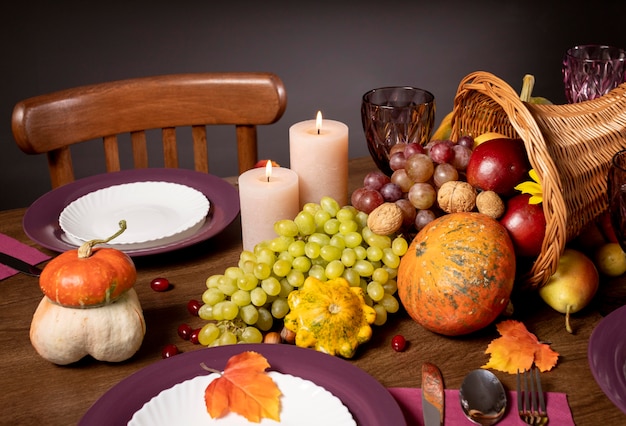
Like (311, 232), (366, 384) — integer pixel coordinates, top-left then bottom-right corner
(151, 276), (207, 359)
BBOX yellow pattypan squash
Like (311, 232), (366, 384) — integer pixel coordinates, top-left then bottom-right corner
(283, 276), (376, 358)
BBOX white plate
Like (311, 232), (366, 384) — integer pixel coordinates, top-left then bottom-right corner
(60, 218), (206, 251)
(128, 371), (356, 426)
(59, 181), (210, 245)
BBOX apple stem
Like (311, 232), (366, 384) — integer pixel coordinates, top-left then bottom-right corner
(565, 305), (573, 334)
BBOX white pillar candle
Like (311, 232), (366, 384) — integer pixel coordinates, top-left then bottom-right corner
(289, 112), (349, 208)
(238, 162), (300, 252)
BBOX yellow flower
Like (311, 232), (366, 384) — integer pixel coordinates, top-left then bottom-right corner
(514, 169), (542, 204)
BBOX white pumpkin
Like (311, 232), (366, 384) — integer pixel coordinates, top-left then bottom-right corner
(30, 288), (146, 365)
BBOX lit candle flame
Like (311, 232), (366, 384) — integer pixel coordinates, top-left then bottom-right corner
(265, 160), (273, 182)
(316, 111), (322, 135)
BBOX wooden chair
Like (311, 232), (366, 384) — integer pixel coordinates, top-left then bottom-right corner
(11, 72), (287, 188)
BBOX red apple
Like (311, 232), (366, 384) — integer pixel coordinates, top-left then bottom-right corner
(254, 159), (280, 168)
(466, 138), (531, 196)
(499, 193), (546, 257)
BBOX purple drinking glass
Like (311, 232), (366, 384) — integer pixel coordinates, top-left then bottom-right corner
(361, 86), (435, 176)
(562, 44), (626, 103)
(608, 150), (626, 252)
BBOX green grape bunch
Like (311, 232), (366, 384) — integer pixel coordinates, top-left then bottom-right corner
(195, 196), (409, 347)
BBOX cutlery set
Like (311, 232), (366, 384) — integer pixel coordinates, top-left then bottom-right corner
(421, 363), (549, 425)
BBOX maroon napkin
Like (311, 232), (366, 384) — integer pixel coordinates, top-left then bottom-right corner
(388, 388), (574, 425)
(0, 233), (51, 280)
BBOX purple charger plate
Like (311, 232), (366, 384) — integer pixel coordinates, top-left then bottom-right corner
(23, 168), (240, 256)
(79, 344), (406, 425)
(588, 304), (626, 414)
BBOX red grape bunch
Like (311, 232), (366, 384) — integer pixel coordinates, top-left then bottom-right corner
(352, 136), (475, 234)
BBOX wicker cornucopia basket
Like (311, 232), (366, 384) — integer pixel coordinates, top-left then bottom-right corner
(449, 71), (626, 289)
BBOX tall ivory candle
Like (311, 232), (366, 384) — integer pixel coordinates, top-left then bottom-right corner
(238, 162), (300, 251)
(289, 112), (349, 207)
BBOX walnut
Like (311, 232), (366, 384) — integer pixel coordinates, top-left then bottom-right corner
(367, 202), (403, 235)
(437, 181), (476, 213)
(476, 190), (505, 219)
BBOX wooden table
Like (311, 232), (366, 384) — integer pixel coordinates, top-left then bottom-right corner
(0, 157), (623, 425)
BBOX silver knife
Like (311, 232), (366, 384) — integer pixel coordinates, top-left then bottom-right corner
(422, 362), (444, 426)
(0, 252), (43, 277)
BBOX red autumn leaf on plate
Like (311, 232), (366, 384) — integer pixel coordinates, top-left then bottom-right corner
(204, 351), (282, 422)
(482, 320), (559, 374)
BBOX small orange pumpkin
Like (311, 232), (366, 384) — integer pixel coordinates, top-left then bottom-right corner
(397, 212), (516, 336)
(39, 221), (136, 307)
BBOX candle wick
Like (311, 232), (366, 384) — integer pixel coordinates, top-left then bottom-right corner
(267, 176), (270, 183)
(317, 128), (320, 135)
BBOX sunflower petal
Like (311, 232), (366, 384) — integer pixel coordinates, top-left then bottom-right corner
(515, 169), (543, 204)
(529, 169), (540, 184)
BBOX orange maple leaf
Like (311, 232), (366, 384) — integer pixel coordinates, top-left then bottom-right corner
(204, 351), (282, 422)
(482, 320), (559, 374)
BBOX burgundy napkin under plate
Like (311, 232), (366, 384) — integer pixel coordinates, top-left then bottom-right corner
(0, 233), (51, 280)
(388, 387), (574, 425)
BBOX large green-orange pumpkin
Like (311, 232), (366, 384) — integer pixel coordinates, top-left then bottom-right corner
(397, 212), (516, 336)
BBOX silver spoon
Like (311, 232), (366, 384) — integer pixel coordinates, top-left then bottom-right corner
(459, 369), (507, 425)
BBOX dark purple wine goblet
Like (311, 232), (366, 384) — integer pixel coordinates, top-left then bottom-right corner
(361, 86), (435, 176)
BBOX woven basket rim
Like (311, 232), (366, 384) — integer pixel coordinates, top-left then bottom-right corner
(449, 71), (568, 289)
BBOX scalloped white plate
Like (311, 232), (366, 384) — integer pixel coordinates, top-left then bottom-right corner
(128, 371), (355, 426)
(59, 181), (210, 245)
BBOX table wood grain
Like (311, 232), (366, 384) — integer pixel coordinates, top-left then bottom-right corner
(0, 157), (623, 425)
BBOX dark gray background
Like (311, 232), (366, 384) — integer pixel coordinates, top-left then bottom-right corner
(3, 0), (626, 210)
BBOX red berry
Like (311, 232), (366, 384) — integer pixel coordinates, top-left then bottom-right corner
(150, 277), (170, 292)
(187, 299), (203, 316)
(161, 344), (179, 359)
(177, 323), (192, 340)
(391, 334), (406, 352)
(190, 328), (201, 344)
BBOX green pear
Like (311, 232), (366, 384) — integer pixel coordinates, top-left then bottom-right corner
(539, 249), (599, 334)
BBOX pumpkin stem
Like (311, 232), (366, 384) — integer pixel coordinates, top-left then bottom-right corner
(77, 220), (128, 259)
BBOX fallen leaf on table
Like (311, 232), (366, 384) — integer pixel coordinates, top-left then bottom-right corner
(204, 351), (282, 422)
(482, 320), (559, 373)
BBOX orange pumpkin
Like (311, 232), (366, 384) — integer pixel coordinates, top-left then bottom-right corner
(397, 212), (516, 336)
(39, 221), (137, 307)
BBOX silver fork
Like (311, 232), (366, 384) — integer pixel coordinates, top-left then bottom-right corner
(517, 367), (549, 425)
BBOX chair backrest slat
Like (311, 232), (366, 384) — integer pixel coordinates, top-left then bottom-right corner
(162, 127), (178, 168)
(130, 131), (149, 169)
(103, 135), (121, 172)
(192, 125), (209, 173)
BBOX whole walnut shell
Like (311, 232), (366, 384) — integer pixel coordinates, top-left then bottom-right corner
(476, 190), (505, 219)
(367, 202), (403, 235)
(437, 181), (477, 213)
